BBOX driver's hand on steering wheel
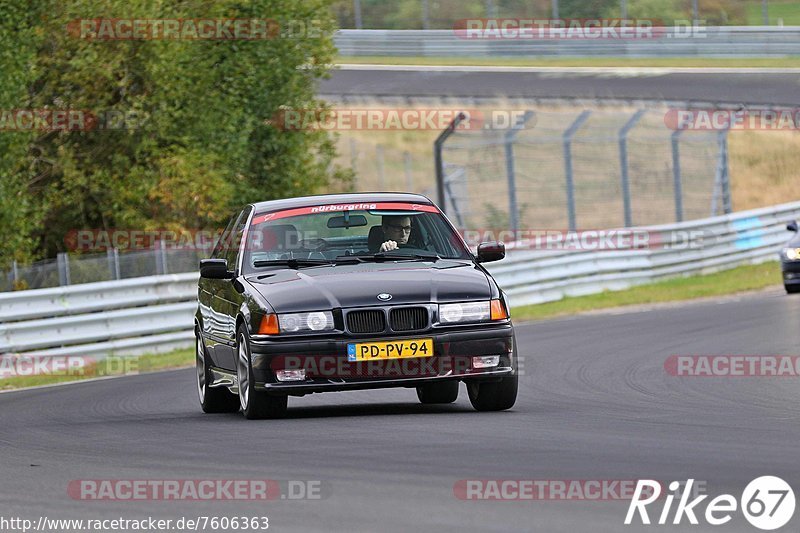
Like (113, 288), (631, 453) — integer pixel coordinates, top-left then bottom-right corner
(379, 240), (398, 252)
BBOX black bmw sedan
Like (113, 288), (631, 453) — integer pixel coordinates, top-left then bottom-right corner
(195, 193), (518, 419)
(782, 220), (800, 293)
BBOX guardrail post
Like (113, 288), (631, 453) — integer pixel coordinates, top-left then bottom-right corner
(107, 248), (120, 280)
(504, 111), (535, 231)
(434, 111), (467, 214)
(618, 109), (645, 227)
(57, 253), (70, 286)
(563, 110), (591, 231)
(376, 145), (385, 189)
(671, 130), (684, 222)
(403, 151), (413, 191)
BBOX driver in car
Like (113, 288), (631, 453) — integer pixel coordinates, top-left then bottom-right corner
(379, 215), (412, 252)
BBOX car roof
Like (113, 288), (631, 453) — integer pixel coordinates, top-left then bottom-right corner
(251, 192), (435, 213)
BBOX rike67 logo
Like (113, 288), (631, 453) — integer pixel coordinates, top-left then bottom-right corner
(625, 477), (795, 530)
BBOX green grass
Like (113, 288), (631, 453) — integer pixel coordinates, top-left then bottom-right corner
(512, 261), (782, 321)
(0, 348), (194, 391)
(746, 1), (800, 25)
(337, 56), (800, 68)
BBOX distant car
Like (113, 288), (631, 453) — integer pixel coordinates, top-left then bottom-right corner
(782, 220), (800, 294)
(195, 193), (518, 419)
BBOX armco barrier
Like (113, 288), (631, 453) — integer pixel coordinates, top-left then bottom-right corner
(1, 202), (797, 359)
(334, 27), (800, 58)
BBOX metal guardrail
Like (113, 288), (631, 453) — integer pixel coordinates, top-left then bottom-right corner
(1, 201), (797, 358)
(334, 27), (800, 57)
(488, 201), (800, 306)
(0, 273), (198, 357)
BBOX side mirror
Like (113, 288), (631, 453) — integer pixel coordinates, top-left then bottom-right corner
(200, 258), (233, 279)
(476, 241), (505, 263)
(788, 221), (798, 232)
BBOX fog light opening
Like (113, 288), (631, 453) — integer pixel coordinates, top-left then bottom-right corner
(276, 369), (306, 382)
(472, 355), (500, 369)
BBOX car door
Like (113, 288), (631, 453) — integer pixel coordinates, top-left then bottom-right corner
(200, 212), (240, 368)
(216, 206), (252, 370)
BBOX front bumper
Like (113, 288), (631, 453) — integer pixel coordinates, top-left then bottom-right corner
(781, 260), (800, 285)
(248, 323), (516, 395)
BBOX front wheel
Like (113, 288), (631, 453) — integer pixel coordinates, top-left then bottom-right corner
(785, 284), (800, 294)
(196, 332), (239, 413)
(237, 327), (288, 420)
(467, 373), (518, 412)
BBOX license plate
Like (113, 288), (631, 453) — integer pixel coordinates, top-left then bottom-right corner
(347, 338), (433, 362)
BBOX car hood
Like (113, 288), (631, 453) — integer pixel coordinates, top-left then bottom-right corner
(244, 261), (492, 312)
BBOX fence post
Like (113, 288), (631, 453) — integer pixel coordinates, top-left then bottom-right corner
(403, 151), (413, 191)
(563, 110), (591, 231)
(11, 260), (18, 288)
(376, 145), (385, 190)
(434, 111), (467, 214)
(154, 240), (168, 275)
(711, 127), (732, 216)
(107, 248), (120, 280)
(671, 130), (684, 222)
(720, 130), (732, 214)
(57, 252), (71, 286)
(618, 109), (645, 227)
(504, 111), (535, 231)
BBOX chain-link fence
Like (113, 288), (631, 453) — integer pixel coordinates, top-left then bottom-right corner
(435, 109), (729, 231)
(1, 247), (208, 292)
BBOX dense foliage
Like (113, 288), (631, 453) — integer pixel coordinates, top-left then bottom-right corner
(0, 0), (350, 265)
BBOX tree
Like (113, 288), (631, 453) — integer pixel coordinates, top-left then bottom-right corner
(1, 0), (351, 263)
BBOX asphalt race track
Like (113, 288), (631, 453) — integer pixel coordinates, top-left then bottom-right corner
(321, 66), (800, 107)
(2, 288), (799, 532)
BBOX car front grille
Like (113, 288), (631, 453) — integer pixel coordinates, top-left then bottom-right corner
(389, 307), (428, 332)
(346, 310), (386, 334)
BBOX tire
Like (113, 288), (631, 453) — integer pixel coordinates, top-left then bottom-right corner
(467, 373), (518, 412)
(416, 381), (459, 404)
(196, 332), (240, 413)
(236, 327), (288, 420)
(785, 284), (800, 294)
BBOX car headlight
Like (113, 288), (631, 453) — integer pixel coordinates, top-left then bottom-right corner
(438, 300), (508, 324)
(785, 248), (800, 260)
(279, 311), (334, 333)
(258, 311), (335, 334)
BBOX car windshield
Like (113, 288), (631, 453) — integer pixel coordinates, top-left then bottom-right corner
(242, 202), (471, 272)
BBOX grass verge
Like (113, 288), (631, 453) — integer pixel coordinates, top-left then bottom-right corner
(512, 261), (782, 321)
(337, 56), (800, 68)
(0, 348), (194, 392)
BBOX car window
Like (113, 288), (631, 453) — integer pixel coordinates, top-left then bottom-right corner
(211, 214), (239, 260)
(242, 202), (471, 272)
(224, 206), (252, 272)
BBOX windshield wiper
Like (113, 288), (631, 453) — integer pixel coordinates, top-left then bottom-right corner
(253, 258), (333, 269)
(348, 253), (440, 262)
